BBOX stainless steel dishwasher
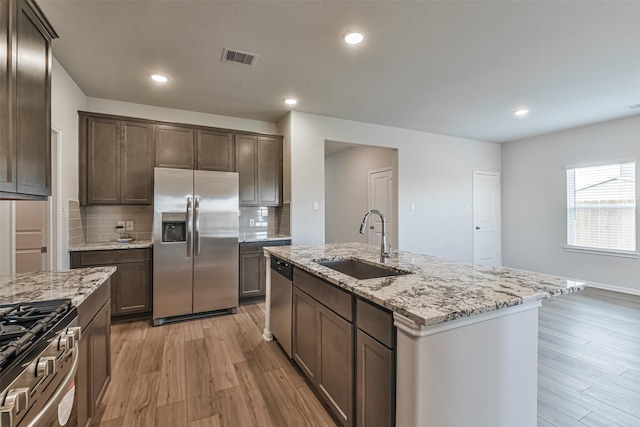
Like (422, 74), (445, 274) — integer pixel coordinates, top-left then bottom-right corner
(270, 256), (293, 358)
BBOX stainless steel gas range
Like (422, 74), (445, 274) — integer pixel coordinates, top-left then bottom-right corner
(0, 299), (80, 427)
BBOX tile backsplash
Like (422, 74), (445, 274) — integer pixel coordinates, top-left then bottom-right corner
(69, 202), (290, 246)
(84, 205), (153, 242)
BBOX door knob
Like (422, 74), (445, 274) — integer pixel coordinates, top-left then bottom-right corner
(475, 226), (480, 230)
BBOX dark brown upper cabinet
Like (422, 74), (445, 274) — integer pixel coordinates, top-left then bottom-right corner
(79, 113), (154, 205)
(0, 0), (57, 200)
(235, 134), (259, 205)
(235, 134), (282, 206)
(155, 125), (195, 169)
(197, 129), (235, 171)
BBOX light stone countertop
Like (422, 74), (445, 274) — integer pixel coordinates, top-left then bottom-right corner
(0, 267), (116, 306)
(265, 242), (586, 327)
(69, 240), (154, 251)
(240, 234), (291, 243)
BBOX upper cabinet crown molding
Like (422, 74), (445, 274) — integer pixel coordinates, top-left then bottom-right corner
(0, 0), (57, 200)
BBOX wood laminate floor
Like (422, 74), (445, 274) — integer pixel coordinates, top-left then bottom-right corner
(93, 288), (640, 427)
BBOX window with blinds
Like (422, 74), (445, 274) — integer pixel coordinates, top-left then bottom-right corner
(566, 162), (636, 253)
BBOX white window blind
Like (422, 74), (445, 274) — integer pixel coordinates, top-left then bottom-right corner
(567, 162), (636, 252)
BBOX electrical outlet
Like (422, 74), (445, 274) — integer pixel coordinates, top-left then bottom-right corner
(126, 220), (134, 231)
(117, 221), (125, 228)
(313, 201), (319, 211)
(249, 219), (255, 227)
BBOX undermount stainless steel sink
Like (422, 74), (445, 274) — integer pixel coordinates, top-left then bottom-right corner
(315, 259), (411, 280)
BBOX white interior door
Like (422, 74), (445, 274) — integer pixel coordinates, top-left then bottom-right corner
(368, 168), (393, 247)
(473, 171), (500, 267)
(15, 201), (48, 273)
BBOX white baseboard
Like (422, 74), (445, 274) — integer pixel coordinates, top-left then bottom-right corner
(585, 281), (640, 297)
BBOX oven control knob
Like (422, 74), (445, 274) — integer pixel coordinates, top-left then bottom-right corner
(66, 326), (82, 341)
(58, 334), (74, 351)
(0, 405), (14, 427)
(35, 356), (57, 378)
(3, 388), (28, 413)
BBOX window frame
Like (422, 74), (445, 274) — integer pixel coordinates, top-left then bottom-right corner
(564, 159), (638, 259)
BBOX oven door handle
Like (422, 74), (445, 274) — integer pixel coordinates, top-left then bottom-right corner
(25, 346), (79, 427)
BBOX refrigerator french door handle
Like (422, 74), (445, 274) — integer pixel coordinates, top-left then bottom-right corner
(194, 196), (200, 256)
(186, 197), (193, 258)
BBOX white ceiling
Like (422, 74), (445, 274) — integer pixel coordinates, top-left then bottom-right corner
(39, 0), (640, 143)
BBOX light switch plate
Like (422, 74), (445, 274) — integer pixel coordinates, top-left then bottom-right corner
(126, 221), (134, 231)
(313, 201), (319, 211)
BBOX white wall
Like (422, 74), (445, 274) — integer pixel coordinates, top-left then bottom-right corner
(86, 98), (278, 135)
(325, 145), (397, 246)
(289, 112), (501, 262)
(49, 58), (89, 269)
(502, 114), (640, 294)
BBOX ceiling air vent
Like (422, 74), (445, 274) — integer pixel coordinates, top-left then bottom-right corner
(626, 103), (640, 110)
(222, 48), (258, 67)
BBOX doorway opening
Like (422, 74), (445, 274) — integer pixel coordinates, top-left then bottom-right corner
(324, 141), (398, 249)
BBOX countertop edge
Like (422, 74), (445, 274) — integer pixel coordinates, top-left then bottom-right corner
(264, 244), (587, 327)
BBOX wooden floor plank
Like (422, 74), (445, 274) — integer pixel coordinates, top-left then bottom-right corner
(96, 340), (143, 421)
(136, 323), (168, 375)
(216, 386), (254, 427)
(204, 325), (240, 391)
(188, 415), (221, 427)
(185, 338), (218, 422)
(121, 371), (159, 427)
(218, 314), (254, 363)
(157, 329), (187, 407)
(233, 360), (285, 427)
(155, 401), (187, 427)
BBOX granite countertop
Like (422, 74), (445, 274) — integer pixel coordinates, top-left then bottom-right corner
(69, 240), (154, 252)
(0, 267), (116, 307)
(240, 234), (291, 243)
(265, 242), (586, 327)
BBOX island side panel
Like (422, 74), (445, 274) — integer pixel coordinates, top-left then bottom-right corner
(395, 303), (540, 427)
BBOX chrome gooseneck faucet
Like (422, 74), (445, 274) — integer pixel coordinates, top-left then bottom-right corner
(359, 209), (391, 263)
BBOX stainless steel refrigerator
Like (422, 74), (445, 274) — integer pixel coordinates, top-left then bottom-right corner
(153, 167), (239, 325)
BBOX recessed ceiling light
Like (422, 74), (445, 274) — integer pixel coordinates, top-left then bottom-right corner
(514, 108), (529, 117)
(151, 74), (168, 83)
(343, 30), (365, 45)
(284, 98), (298, 106)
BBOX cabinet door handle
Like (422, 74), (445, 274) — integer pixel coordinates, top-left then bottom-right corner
(187, 197), (193, 258)
(194, 196), (200, 256)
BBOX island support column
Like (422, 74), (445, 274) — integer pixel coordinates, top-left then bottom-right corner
(263, 252), (273, 341)
(394, 303), (541, 427)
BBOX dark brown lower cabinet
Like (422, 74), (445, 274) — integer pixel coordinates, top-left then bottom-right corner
(291, 268), (396, 427)
(239, 252), (266, 298)
(70, 248), (152, 319)
(356, 330), (395, 427)
(317, 304), (354, 426)
(292, 286), (318, 382)
(77, 276), (112, 427)
(292, 277), (354, 427)
(239, 240), (291, 300)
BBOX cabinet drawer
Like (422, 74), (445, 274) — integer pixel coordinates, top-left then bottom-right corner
(294, 267), (353, 322)
(356, 299), (395, 349)
(76, 248), (150, 266)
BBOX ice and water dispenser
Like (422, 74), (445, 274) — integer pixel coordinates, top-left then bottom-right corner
(161, 212), (187, 242)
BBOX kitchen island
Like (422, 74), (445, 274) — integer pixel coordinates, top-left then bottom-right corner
(263, 243), (586, 427)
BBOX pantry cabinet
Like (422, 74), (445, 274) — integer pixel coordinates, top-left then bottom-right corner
(0, 0), (57, 200)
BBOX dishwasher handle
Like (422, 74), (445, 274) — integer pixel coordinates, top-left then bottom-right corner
(271, 256), (293, 281)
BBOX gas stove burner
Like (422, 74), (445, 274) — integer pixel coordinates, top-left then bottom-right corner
(0, 299), (73, 373)
(0, 324), (28, 343)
